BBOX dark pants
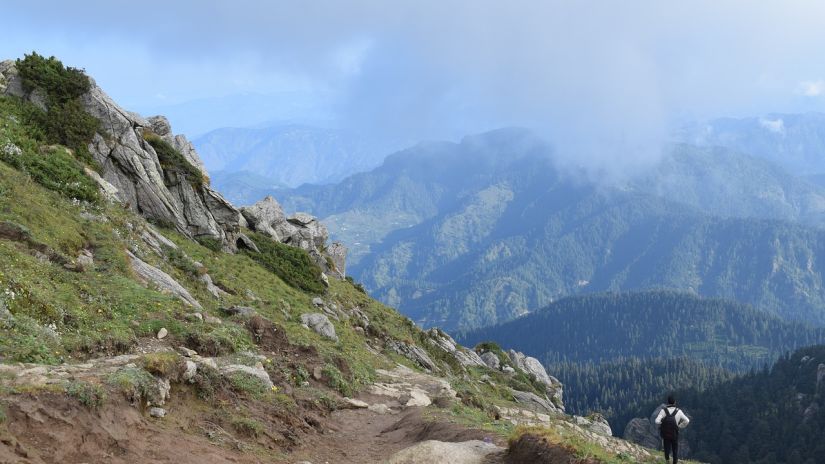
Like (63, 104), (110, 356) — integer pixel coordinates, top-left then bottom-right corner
(663, 437), (678, 463)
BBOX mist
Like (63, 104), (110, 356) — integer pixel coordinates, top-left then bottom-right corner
(4, 0), (825, 176)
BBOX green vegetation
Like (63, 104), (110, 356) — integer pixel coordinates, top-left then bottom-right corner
(142, 352), (182, 379)
(320, 363), (353, 397)
(0, 97), (98, 202)
(65, 381), (106, 408)
(143, 132), (205, 189)
(231, 415), (265, 438)
(15, 53), (99, 163)
(107, 366), (157, 404)
(244, 232), (325, 294)
(227, 372), (270, 399)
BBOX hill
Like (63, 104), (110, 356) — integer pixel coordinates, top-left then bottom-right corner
(0, 53), (666, 464)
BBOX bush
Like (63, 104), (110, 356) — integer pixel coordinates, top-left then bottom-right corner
(15, 53), (99, 162)
(244, 232), (325, 294)
(0, 143), (99, 203)
(143, 133), (204, 189)
(228, 372), (269, 398)
(66, 381), (106, 408)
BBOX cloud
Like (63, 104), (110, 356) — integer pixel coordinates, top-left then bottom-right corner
(797, 80), (825, 97)
(4, 0), (825, 175)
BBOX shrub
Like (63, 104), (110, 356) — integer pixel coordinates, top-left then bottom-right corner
(0, 144), (99, 203)
(195, 235), (223, 252)
(143, 133), (204, 189)
(66, 381), (106, 408)
(293, 366), (310, 385)
(244, 232), (325, 294)
(321, 363), (352, 397)
(107, 366), (156, 404)
(191, 363), (223, 400)
(227, 372), (269, 398)
(231, 416), (264, 438)
(15, 53), (99, 163)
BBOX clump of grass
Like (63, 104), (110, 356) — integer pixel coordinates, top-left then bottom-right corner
(184, 323), (253, 357)
(227, 372), (269, 398)
(65, 381), (106, 408)
(321, 363), (352, 397)
(107, 366), (156, 405)
(231, 416), (264, 438)
(195, 235), (223, 252)
(142, 352), (182, 379)
(143, 132), (205, 189)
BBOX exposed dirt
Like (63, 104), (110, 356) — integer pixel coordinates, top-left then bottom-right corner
(504, 433), (599, 464)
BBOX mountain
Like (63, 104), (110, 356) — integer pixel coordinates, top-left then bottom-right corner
(193, 124), (391, 201)
(0, 54), (664, 464)
(275, 129), (825, 332)
(631, 344), (825, 464)
(676, 112), (825, 176)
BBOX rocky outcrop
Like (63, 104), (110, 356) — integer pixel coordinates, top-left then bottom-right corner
(240, 196), (347, 276)
(510, 389), (563, 415)
(508, 350), (564, 409)
(126, 251), (202, 308)
(572, 414), (612, 437)
(425, 329), (486, 369)
(387, 340), (437, 371)
(1, 60), (246, 251)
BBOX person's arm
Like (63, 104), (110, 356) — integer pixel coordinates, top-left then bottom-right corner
(654, 409), (665, 425)
(677, 410), (690, 428)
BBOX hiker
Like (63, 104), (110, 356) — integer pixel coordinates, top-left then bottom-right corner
(654, 395), (690, 464)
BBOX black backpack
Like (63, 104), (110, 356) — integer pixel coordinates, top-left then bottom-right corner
(660, 407), (680, 440)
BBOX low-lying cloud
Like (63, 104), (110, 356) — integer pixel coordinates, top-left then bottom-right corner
(4, 0), (825, 176)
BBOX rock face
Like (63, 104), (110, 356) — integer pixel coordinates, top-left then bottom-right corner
(510, 389), (562, 415)
(387, 340), (437, 371)
(386, 440), (503, 464)
(480, 352), (500, 370)
(573, 414), (612, 437)
(425, 329), (487, 368)
(240, 196), (347, 276)
(508, 350), (564, 409)
(0, 60), (246, 250)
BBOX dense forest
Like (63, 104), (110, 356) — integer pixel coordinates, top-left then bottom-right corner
(456, 291), (825, 369)
(553, 357), (736, 436)
(647, 345), (825, 464)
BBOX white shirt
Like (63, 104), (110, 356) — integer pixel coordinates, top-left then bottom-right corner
(654, 405), (690, 429)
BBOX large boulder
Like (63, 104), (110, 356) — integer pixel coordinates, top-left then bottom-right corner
(426, 329), (486, 369)
(300, 313), (338, 342)
(573, 414), (612, 437)
(510, 389), (562, 415)
(0, 60), (246, 251)
(126, 251), (202, 308)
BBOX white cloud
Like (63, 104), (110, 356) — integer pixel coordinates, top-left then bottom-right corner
(759, 118), (785, 134)
(797, 80), (825, 97)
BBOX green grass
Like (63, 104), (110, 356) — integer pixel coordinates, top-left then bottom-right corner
(107, 366), (157, 404)
(244, 232), (325, 294)
(143, 133), (205, 189)
(142, 352), (182, 379)
(321, 363), (353, 397)
(231, 415), (265, 438)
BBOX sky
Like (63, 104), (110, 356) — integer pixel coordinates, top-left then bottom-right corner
(4, 0), (825, 173)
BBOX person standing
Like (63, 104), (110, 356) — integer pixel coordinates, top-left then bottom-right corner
(654, 395), (690, 464)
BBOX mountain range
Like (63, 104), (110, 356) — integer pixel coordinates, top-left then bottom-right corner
(274, 128), (825, 332)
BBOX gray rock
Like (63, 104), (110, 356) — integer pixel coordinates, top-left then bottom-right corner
(140, 225), (178, 255)
(320, 272), (330, 287)
(127, 251), (202, 308)
(300, 313), (338, 341)
(501, 365), (515, 374)
(573, 414), (612, 437)
(220, 305), (256, 317)
(156, 328), (168, 339)
(83, 167), (120, 202)
(72, 249), (94, 272)
(149, 407), (167, 418)
(386, 440), (503, 464)
(623, 418), (659, 449)
(198, 272), (226, 299)
(480, 352), (501, 370)
(426, 329), (486, 368)
(181, 360), (198, 382)
(328, 242), (348, 278)
(510, 389), (561, 415)
(312, 297), (324, 307)
(220, 364), (274, 389)
(177, 346), (197, 357)
(0, 61), (246, 249)
(203, 314), (222, 324)
(2, 142), (22, 157)
(387, 340), (437, 371)
(818, 363), (825, 390)
(508, 349), (564, 410)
